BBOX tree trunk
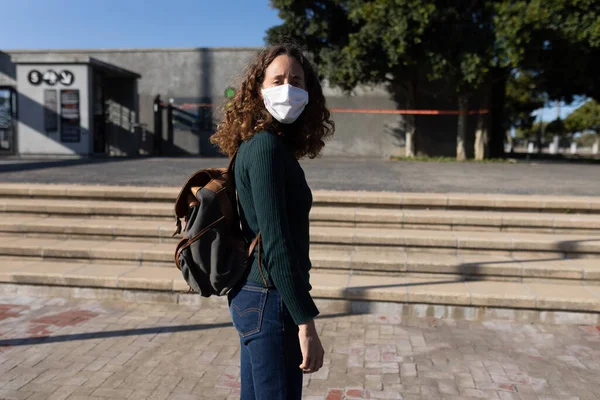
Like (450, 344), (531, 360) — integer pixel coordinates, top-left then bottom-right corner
(405, 124), (415, 158)
(474, 112), (489, 160)
(537, 121), (543, 154)
(506, 129), (513, 154)
(488, 67), (509, 159)
(405, 81), (417, 158)
(456, 95), (469, 161)
(390, 77), (418, 158)
(474, 88), (491, 160)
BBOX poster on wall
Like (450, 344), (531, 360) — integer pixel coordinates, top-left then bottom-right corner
(44, 90), (58, 133)
(60, 89), (81, 143)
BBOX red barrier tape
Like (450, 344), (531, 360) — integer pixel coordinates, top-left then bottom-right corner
(329, 108), (489, 115)
(164, 102), (489, 115)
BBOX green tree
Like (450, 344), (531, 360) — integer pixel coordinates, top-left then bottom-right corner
(546, 117), (574, 147)
(493, 0), (600, 154)
(565, 100), (600, 148)
(564, 100), (600, 134)
(421, 2), (498, 160)
(503, 69), (546, 153)
(515, 121), (544, 145)
(267, 0), (498, 160)
(516, 118), (577, 149)
(494, 0), (600, 103)
(320, 0), (434, 158)
(267, 0), (433, 158)
(504, 71), (546, 131)
(576, 132), (598, 147)
(268, 0), (600, 159)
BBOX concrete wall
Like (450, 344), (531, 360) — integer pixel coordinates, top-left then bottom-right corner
(7, 49), (256, 156)
(0, 52), (16, 87)
(16, 64), (91, 155)
(321, 84), (407, 157)
(6, 48), (488, 158)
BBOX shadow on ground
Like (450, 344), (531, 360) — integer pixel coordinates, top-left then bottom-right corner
(0, 157), (145, 175)
(0, 311), (360, 347)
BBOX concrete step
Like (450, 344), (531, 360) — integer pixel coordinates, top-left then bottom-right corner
(0, 198), (173, 218)
(0, 237), (598, 283)
(2, 183), (600, 213)
(313, 227), (600, 257)
(312, 207), (600, 234)
(2, 200), (600, 234)
(0, 183), (175, 202)
(314, 190), (600, 213)
(2, 258), (600, 318)
(0, 215), (177, 238)
(2, 215), (599, 256)
(313, 249), (600, 282)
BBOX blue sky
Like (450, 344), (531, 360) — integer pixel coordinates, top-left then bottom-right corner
(532, 100), (585, 123)
(2, 0), (281, 49)
(2, 1), (585, 120)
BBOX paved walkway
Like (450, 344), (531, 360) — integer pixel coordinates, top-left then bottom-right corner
(1, 157), (600, 195)
(1, 295), (599, 399)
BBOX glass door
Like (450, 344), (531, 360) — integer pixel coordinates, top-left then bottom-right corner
(0, 88), (16, 155)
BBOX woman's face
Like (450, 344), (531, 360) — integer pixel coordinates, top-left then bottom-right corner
(262, 55), (306, 90)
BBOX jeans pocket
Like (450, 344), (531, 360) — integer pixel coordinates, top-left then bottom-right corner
(229, 285), (268, 338)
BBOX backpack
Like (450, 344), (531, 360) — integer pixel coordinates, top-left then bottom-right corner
(172, 154), (266, 297)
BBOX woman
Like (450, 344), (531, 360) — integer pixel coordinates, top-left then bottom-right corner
(210, 43), (335, 399)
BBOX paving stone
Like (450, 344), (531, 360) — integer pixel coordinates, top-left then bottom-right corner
(437, 379), (460, 395)
(0, 295), (597, 399)
(91, 387), (135, 398)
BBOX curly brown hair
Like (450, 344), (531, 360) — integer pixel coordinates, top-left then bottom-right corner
(210, 44), (335, 159)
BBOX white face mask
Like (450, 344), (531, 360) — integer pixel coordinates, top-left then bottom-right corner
(261, 84), (309, 124)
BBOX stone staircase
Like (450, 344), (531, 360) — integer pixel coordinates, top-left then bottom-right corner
(0, 183), (599, 324)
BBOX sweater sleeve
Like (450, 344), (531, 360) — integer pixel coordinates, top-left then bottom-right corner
(246, 133), (319, 325)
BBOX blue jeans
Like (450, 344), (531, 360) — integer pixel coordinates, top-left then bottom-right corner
(228, 281), (303, 400)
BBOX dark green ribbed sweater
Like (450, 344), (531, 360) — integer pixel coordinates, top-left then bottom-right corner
(235, 131), (319, 325)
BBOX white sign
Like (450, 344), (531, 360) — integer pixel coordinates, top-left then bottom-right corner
(59, 71), (74, 85)
(28, 69), (74, 86)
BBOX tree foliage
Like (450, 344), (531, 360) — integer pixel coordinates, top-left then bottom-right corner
(504, 70), (546, 131)
(267, 0), (600, 158)
(576, 132), (598, 147)
(267, 0), (499, 160)
(494, 0), (600, 102)
(564, 100), (600, 134)
(515, 120), (572, 147)
(267, 0), (433, 90)
(546, 118), (566, 136)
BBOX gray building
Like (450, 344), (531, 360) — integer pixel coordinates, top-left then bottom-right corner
(0, 48), (488, 158)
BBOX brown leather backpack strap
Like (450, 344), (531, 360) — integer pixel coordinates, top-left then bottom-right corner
(247, 233), (268, 288)
(247, 234), (260, 257)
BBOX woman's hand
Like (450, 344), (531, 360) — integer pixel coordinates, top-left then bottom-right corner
(298, 320), (325, 373)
